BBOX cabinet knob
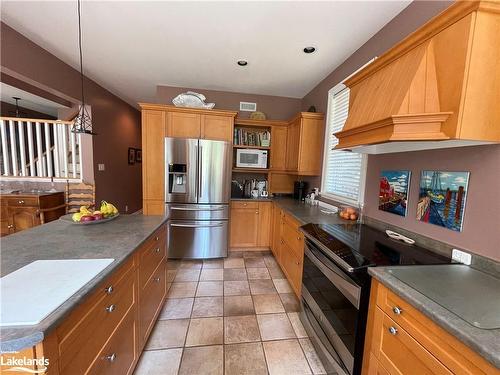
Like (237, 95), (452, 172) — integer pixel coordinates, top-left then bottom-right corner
(105, 353), (117, 362)
(243, 203), (247, 206)
(392, 306), (403, 315)
(280, 239), (284, 244)
(105, 304), (116, 313)
(155, 236), (159, 241)
(18, 200), (25, 204)
(255, 211), (259, 214)
(388, 326), (398, 335)
(154, 277), (161, 283)
(7, 224), (14, 229)
(297, 236), (301, 240)
(154, 247), (160, 253)
(104, 286), (114, 294)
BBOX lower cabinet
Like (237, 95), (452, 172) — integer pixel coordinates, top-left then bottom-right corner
(229, 201), (272, 249)
(363, 280), (497, 375)
(23, 224), (168, 375)
(270, 202), (304, 297)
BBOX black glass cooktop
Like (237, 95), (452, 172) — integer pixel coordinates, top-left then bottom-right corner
(300, 223), (452, 272)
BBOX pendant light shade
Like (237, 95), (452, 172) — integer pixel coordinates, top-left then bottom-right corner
(72, 0), (95, 135)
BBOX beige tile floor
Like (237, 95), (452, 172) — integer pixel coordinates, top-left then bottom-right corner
(134, 251), (327, 375)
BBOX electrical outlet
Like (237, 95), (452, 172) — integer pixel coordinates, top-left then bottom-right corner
(98, 163), (105, 171)
(452, 249), (472, 265)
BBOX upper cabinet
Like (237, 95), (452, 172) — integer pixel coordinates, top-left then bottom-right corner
(270, 125), (288, 171)
(336, 1), (500, 152)
(286, 112), (325, 176)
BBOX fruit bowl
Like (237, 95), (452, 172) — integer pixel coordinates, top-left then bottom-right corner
(60, 213), (119, 225)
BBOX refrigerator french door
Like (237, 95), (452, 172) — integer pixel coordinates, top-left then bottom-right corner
(165, 137), (232, 259)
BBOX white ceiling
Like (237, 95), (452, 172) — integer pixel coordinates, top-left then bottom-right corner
(1, 83), (67, 117)
(1, 1), (411, 107)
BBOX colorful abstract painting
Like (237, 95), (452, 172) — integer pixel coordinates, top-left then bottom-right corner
(416, 171), (470, 232)
(378, 170), (411, 217)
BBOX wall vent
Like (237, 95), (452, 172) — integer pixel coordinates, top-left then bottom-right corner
(240, 102), (257, 112)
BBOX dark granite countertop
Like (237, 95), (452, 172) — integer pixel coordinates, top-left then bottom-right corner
(232, 197), (348, 225)
(0, 214), (167, 353)
(369, 265), (500, 369)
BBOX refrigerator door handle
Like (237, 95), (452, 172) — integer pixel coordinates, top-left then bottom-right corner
(198, 145), (203, 199)
(170, 223), (224, 228)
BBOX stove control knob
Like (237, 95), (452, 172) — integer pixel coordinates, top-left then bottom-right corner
(392, 306), (403, 315)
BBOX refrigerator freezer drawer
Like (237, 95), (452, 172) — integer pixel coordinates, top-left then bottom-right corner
(166, 203), (229, 220)
(167, 220), (228, 259)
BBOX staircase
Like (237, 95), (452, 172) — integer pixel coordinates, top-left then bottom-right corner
(0, 117), (82, 180)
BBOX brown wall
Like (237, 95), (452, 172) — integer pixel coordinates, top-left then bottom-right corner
(364, 145), (500, 261)
(157, 85), (301, 120)
(0, 101), (56, 120)
(301, 1), (500, 261)
(0, 22), (142, 213)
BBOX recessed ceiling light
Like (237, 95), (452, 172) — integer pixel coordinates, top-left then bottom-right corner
(303, 47), (316, 54)
(237, 60), (248, 66)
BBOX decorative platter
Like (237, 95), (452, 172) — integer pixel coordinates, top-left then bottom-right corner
(60, 213), (120, 225)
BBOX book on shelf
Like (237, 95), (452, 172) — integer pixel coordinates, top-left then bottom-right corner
(234, 128), (271, 147)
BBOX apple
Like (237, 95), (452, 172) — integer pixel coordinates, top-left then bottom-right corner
(93, 213), (103, 221)
(80, 215), (95, 222)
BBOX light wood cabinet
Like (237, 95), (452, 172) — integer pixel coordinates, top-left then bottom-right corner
(285, 117), (300, 171)
(20, 225), (168, 375)
(229, 201), (271, 249)
(271, 205), (283, 261)
(270, 125), (288, 171)
(166, 111), (201, 138)
(337, 1), (500, 150)
(363, 280), (497, 375)
(0, 192), (66, 236)
(201, 114), (233, 142)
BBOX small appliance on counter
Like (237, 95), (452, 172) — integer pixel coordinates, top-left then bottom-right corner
(231, 180), (244, 198)
(293, 180), (309, 201)
(240, 179), (268, 198)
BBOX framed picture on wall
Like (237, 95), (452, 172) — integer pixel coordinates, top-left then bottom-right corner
(416, 170), (470, 232)
(135, 149), (142, 163)
(378, 170), (411, 217)
(128, 147), (136, 165)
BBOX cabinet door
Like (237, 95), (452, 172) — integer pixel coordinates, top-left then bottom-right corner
(8, 207), (40, 233)
(271, 205), (282, 261)
(1, 202), (10, 236)
(166, 111), (201, 138)
(142, 110), (166, 206)
(257, 202), (272, 247)
(270, 126), (287, 170)
(280, 241), (303, 296)
(230, 207), (259, 248)
(201, 114), (233, 141)
(297, 116), (324, 175)
(285, 118), (300, 171)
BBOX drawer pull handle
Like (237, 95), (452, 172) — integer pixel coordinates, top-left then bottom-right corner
(155, 236), (159, 241)
(154, 277), (161, 283)
(154, 248), (160, 253)
(105, 353), (117, 362)
(7, 224), (14, 229)
(392, 306), (403, 315)
(104, 286), (114, 294)
(255, 211), (259, 214)
(388, 326), (398, 335)
(18, 200), (25, 204)
(105, 304), (116, 313)
(297, 236), (301, 240)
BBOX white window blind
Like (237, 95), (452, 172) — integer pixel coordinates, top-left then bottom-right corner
(322, 85), (365, 204)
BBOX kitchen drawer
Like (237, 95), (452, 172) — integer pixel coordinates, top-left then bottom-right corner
(138, 228), (166, 289)
(139, 259), (167, 349)
(281, 216), (304, 258)
(364, 352), (390, 375)
(87, 306), (137, 375)
(231, 201), (258, 209)
(372, 307), (452, 375)
(375, 282), (495, 374)
(57, 260), (136, 375)
(7, 197), (38, 207)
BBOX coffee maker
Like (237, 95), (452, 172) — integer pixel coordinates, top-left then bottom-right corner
(293, 180), (309, 201)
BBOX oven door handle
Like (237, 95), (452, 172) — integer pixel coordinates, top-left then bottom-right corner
(305, 244), (361, 309)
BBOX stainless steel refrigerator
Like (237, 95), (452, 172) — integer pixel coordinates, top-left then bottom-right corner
(165, 137), (232, 259)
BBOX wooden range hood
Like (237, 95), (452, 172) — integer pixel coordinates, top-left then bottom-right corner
(335, 1), (500, 153)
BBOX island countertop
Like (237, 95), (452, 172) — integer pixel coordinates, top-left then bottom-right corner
(0, 214), (167, 353)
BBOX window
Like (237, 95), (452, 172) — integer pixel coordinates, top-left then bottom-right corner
(321, 83), (366, 205)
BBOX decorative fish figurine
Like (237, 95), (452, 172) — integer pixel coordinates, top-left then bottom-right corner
(172, 91), (215, 109)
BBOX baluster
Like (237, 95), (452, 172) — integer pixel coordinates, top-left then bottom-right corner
(0, 120), (10, 175)
(61, 125), (68, 178)
(52, 122), (60, 178)
(44, 122), (53, 177)
(35, 121), (44, 177)
(9, 120), (18, 176)
(70, 128), (77, 178)
(17, 121), (27, 176)
(27, 121), (35, 177)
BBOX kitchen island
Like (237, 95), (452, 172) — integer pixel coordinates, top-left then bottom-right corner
(0, 214), (167, 375)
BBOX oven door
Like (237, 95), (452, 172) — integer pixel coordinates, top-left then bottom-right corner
(301, 239), (362, 375)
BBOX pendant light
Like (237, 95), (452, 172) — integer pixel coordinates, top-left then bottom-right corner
(72, 0), (95, 135)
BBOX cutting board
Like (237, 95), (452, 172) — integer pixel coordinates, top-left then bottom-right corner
(0, 259), (114, 327)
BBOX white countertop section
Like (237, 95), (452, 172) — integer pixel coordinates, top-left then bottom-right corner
(0, 259), (114, 327)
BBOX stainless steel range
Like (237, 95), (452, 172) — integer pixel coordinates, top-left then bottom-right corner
(165, 137), (232, 259)
(299, 223), (452, 375)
